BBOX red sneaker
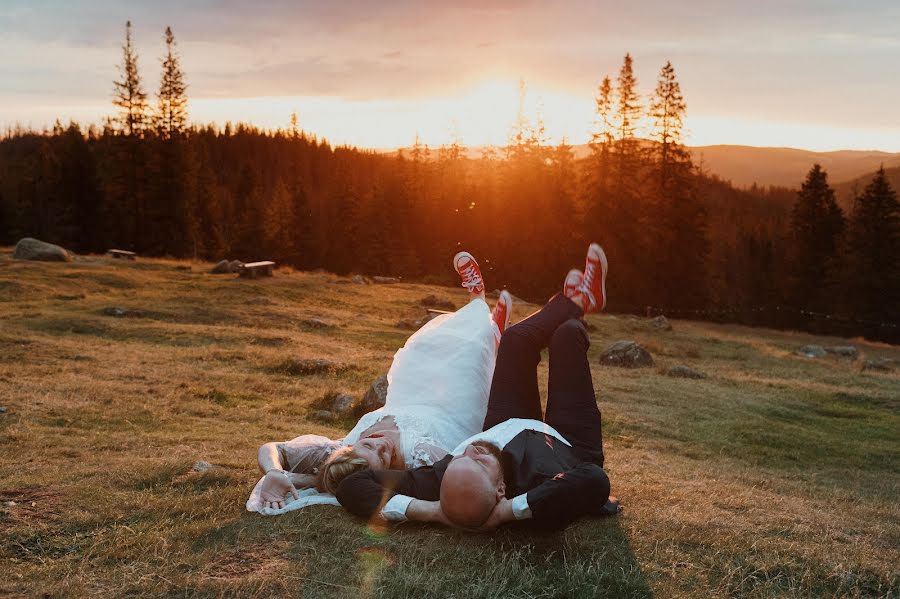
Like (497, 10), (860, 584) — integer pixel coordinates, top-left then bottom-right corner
(492, 290), (512, 335)
(453, 251), (485, 295)
(580, 243), (607, 313)
(563, 269), (583, 300)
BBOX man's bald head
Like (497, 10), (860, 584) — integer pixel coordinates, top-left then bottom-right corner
(439, 442), (505, 528)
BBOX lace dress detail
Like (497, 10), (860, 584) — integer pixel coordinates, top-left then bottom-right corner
(342, 298), (496, 466)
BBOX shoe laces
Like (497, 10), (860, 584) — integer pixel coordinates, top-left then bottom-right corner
(460, 262), (482, 291)
(584, 260), (597, 288)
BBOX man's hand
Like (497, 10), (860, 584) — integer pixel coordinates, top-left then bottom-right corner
(476, 497), (515, 532)
(260, 471), (299, 510)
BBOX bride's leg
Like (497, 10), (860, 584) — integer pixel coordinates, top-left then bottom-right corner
(453, 251), (486, 301)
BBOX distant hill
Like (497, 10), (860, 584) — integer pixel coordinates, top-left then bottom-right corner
(687, 145), (900, 189)
(385, 143), (900, 191)
(833, 164), (900, 210)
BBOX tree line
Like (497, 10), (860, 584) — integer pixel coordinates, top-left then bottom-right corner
(0, 24), (897, 342)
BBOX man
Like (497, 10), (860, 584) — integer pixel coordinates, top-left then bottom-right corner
(336, 243), (619, 531)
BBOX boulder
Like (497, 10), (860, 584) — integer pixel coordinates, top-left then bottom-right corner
(351, 274), (369, 285)
(355, 374), (389, 416)
(13, 237), (72, 262)
(192, 460), (217, 472)
(650, 315), (672, 331)
(328, 393), (354, 413)
(279, 358), (344, 376)
(311, 410), (336, 422)
(0, 407), (7, 414)
(372, 276), (400, 284)
(211, 259), (244, 274)
(862, 358), (894, 372)
(797, 345), (827, 358)
(396, 318), (424, 330)
(666, 365), (707, 379)
(599, 341), (654, 368)
(825, 346), (858, 358)
(101, 306), (146, 318)
(420, 295), (455, 311)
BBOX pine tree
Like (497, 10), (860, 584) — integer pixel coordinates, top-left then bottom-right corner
(789, 164), (844, 311)
(585, 76), (615, 239)
(614, 53), (642, 173)
(645, 61), (708, 308)
(840, 166), (900, 322)
(263, 180), (297, 262)
(155, 26), (188, 139)
(112, 21), (148, 137)
(649, 61), (688, 192)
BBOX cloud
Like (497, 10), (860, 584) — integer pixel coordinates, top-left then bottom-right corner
(1, 0), (898, 138)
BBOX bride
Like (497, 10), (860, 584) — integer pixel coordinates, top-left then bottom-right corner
(248, 251), (513, 513)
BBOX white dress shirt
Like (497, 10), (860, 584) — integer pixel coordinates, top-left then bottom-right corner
(381, 418), (571, 522)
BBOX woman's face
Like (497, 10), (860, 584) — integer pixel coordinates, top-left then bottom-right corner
(355, 435), (395, 470)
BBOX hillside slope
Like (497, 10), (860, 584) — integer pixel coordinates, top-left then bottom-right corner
(834, 164), (900, 208)
(1, 251), (898, 597)
(688, 145), (900, 188)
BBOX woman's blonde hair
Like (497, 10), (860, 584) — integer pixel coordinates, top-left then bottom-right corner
(317, 446), (369, 494)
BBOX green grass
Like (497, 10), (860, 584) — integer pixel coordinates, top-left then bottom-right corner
(0, 249), (898, 598)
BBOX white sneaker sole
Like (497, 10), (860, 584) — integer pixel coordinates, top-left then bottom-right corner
(588, 243), (608, 311)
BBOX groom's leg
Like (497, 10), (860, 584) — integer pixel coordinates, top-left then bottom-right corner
(483, 293), (584, 430)
(544, 318), (604, 467)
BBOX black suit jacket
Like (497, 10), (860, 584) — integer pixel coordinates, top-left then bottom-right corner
(336, 429), (610, 530)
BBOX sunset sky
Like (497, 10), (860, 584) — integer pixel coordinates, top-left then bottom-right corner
(3, 0), (899, 151)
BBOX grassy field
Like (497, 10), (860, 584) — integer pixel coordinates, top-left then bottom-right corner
(1, 249), (898, 598)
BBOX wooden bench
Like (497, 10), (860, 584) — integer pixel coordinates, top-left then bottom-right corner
(239, 261), (275, 279)
(107, 249), (137, 260)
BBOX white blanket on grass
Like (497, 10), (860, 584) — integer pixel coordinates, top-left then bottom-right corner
(246, 477), (340, 515)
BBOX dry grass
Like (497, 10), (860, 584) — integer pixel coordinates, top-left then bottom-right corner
(0, 248), (898, 598)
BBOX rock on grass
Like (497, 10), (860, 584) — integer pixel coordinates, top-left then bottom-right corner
(797, 345), (827, 358)
(650, 315), (672, 331)
(14, 237), (72, 262)
(666, 365), (707, 379)
(599, 341), (654, 368)
(276, 358), (345, 376)
(825, 345), (857, 358)
(354, 374), (388, 417)
(419, 295), (455, 310)
(862, 357), (894, 372)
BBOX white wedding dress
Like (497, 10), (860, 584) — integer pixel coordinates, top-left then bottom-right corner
(247, 297), (497, 515)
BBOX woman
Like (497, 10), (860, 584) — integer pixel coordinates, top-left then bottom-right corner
(248, 251), (513, 513)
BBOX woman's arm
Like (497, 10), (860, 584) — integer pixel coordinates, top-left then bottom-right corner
(257, 442), (284, 474)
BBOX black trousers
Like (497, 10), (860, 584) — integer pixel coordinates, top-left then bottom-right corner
(483, 293), (604, 466)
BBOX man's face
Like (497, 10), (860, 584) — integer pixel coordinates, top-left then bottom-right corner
(450, 442), (503, 482)
(354, 436), (395, 470)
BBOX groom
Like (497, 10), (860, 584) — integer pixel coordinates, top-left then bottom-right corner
(336, 244), (618, 530)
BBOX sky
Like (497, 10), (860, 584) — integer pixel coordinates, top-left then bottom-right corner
(2, 0), (899, 151)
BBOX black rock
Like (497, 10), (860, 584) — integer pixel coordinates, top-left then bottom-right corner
(599, 341), (654, 368)
(355, 374), (389, 416)
(279, 358), (344, 376)
(666, 365), (706, 379)
(420, 295), (455, 311)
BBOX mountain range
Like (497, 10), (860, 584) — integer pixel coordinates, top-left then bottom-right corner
(385, 143), (900, 201)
